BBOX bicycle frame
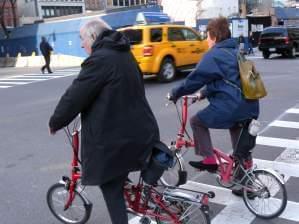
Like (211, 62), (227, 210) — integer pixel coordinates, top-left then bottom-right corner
(63, 129), (82, 210)
(124, 181), (180, 223)
(173, 96), (241, 185)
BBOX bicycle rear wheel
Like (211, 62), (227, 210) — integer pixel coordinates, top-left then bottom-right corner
(243, 169), (287, 219)
(47, 183), (92, 224)
(160, 152), (184, 187)
(155, 201), (210, 224)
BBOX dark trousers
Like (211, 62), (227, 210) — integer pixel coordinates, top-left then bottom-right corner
(190, 115), (242, 157)
(42, 54), (52, 73)
(100, 173), (129, 224)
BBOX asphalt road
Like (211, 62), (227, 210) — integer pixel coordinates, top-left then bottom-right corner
(0, 54), (299, 224)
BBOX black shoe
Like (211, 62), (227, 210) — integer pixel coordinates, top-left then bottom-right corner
(189, 161), (218, 172)
(232, 188), (256, 200)
(41, 68), (44, 74)
(49, 71), (53, 74)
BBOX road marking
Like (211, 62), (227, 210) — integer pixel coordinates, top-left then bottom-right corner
(257, 136), (299, 149)
(286, 108), (299, 114)
(269, 120), (299, 129)
(129, 216), (157, 224)
(6, 78), (47, 81)
(0, 86), (11, 88)
(183, 181), (299, 222)
(254, 158), (297, 178)
(22, 75), (64, 78)
(0, 81), (28, 85)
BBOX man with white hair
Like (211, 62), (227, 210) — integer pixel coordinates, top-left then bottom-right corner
(49, 19), (160, 224)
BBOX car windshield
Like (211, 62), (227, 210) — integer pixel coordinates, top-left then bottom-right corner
(120, 29), (143, 45)
(261, 28), (287, 38)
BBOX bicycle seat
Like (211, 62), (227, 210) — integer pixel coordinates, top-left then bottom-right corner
(234, 119), (253, 128)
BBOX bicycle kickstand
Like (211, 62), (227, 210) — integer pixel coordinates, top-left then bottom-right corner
(139, 216), (151, 224)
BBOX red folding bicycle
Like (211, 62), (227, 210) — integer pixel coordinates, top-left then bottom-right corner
(46, 118), (215, 224)
(160, 95), (287, 219)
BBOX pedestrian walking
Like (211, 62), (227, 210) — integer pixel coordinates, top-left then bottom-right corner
(48, 19), (160, 224)
(40, 36), (53, 74)
(238, 34), (245, 55)
(248, 32), (254, 55)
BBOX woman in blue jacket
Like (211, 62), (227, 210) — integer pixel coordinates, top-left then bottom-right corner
(169, 17), (259, 172)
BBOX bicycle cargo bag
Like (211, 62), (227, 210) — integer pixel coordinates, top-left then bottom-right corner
(141, 141), (174, 185)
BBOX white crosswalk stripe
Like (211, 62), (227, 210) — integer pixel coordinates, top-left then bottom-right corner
(129, 106), (299, 224)
(0, 68), (80, 89)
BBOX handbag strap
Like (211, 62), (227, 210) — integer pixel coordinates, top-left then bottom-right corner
(220, 48), (242, 93)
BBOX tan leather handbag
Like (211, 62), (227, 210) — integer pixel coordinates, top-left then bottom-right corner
(222, 48), (267, 100)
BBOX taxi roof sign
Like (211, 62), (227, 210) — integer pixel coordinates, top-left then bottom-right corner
(136, 12), (171, 25)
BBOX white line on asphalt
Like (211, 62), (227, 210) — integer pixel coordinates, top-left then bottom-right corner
(253, 158), (297, 178)
(0, 86), (11, 88)
(286, 108), (299, 114)
(257, 136), (299, 149)
(0, 81), (28, 85)
(183, 181), (299, 222)
(269, 120), (299, 129)
(129, 217), (157, 224)
(5, 78), (47, 81)
(22, 75), (64, 78)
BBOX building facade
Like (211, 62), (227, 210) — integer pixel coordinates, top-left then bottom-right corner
(84, 0), (157, 11)
(0, 0), (18, 27)
(17, 0), (85, 24)
(161, 0), (239, 27)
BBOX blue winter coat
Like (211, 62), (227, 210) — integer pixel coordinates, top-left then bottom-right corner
(171, 38), (259, 129)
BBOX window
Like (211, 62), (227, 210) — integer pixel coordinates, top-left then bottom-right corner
(121, 29), (143, 45)
(181, 28), (199, 41)
(150, 28), (162, 42)
(119, 0), (124, 6)
(130, 0), (135, 5)
(113, 0), (118, 6)
(125, 0), (129, 6)
(168, 28), (185, 41)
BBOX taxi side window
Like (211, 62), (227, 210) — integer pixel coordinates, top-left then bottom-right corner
(168, 28), (185, 41)
(150, 28), (162, 42)
(181, 28), (199, 41)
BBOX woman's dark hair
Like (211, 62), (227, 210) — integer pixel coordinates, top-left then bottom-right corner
(206, 17), (231, 43)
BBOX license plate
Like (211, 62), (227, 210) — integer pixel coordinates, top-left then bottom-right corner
(269, 48), (275, 51)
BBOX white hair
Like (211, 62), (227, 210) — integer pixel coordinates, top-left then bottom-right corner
(81, 19), (112, 44)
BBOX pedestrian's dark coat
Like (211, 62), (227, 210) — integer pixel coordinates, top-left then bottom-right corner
(40, 39), (53, 56)
(171, 38), (259, 129)
(49, 30), (160, 185)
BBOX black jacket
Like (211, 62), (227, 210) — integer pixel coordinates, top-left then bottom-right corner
(49, 30), (160, 185)
(40, 40), (53, 56)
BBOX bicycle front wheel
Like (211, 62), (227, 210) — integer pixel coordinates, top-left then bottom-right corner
(160, 152), (184, 187)
(47, 183), (92, 224)
(243, 169), (287, 219)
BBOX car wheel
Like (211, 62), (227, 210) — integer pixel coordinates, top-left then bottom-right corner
(289, 46), (296, 58)
(262, 51), (270, 59)
(158, 58), (176, 82)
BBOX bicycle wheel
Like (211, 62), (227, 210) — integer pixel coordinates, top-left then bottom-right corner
(155, 201), (210, 224)
(47, 183), (92, 224)
(243, 169), (287, 219)
(160, 152), (184, 187)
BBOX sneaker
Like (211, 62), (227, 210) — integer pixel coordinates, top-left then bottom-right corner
(189, 160), (218, 172)
(41, 68), (45, 74)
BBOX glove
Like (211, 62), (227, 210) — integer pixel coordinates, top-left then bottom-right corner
(167, 92), (178, 104)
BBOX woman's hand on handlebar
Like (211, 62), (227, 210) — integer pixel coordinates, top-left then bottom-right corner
(166, 92), (178, 104)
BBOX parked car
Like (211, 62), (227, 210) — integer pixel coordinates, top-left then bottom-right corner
(118, 24), (208, 82)
(258, 26), (299, 59)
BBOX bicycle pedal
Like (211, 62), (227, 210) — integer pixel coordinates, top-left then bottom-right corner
(139, 216), (151, 224)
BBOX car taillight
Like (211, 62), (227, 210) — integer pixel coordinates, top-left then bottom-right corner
(143, 45), (153, 56)
(284, 37), (289, 44)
